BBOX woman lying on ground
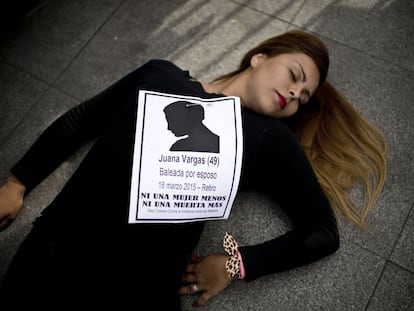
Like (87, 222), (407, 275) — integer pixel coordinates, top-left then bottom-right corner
(0, 30), (386, 309)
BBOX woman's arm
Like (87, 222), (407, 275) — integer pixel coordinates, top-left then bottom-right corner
(239, 119), (339, 281)
(10, 63), (152, 194)
(179, 117), (339, 307)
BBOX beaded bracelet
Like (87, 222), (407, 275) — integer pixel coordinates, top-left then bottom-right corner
(223, 232), (242, 279)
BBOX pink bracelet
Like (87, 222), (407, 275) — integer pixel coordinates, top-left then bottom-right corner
(237, 251), (246, 279)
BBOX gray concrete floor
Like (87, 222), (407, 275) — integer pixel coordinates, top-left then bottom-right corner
(0, 0), (413, 310)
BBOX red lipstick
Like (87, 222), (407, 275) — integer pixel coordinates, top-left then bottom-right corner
(276, 92), (287, 109)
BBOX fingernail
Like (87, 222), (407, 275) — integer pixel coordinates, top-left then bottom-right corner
(191, 253), (199, 261)
(192, 302), (200, 308)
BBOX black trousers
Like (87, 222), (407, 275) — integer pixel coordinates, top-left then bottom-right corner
(0, 216), (204, 310)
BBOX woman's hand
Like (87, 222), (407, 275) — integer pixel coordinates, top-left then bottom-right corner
(0, 176), (26, 230)
(179, 253), (234, 307)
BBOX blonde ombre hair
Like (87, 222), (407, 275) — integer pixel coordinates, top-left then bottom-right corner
(216, 30), (387, 228)
(292, 81), (387, 228)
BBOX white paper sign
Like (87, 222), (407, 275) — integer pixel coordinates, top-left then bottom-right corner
(128, 90), (243, 223)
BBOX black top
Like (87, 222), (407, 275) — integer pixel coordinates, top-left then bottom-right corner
(11, 59), (339, 281)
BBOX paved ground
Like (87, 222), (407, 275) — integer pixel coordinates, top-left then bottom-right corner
(0, 0), (413, 310)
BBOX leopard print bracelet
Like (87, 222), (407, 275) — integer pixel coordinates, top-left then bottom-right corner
(223, 232), (241, 279)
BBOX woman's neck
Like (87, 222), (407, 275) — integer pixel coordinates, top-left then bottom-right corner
(201, 71), (248, 101)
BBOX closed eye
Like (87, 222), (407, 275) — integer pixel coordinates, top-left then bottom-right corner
(289, 69), (297, 82)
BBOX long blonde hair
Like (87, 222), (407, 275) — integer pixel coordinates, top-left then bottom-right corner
(216, 30), (387, 228)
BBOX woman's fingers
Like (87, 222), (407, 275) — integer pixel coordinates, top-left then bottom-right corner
(185, 263), (196, 273)
(178, 282), (202, 295)
(0, 215), (14, 230)
(180, 253), (234, 308)
(192, 291), (214, 308)
(182, 271), (197, 283)
(178, 280), (223, 307)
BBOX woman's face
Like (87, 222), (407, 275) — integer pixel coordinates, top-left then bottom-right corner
(242, 52), (320, 118)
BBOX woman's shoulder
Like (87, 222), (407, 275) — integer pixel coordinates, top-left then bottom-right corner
(135, 59), (211, 97)
(242, 108), (293, 135)
(132, 59), (192, 86)
(242, 109), (301, 158)
(141, 59), (188, 76)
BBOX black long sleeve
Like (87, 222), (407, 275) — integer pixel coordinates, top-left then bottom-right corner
(11, 63), (151, 193)
(238, 111), (339, 280)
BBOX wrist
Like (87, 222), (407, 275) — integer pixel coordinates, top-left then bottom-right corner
(7, 175), (26, 193)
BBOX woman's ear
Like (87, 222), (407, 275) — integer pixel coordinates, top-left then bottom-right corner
(250, 53), (266, 68)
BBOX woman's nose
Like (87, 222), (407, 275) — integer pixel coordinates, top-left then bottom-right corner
(289, 90), (297, 98)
